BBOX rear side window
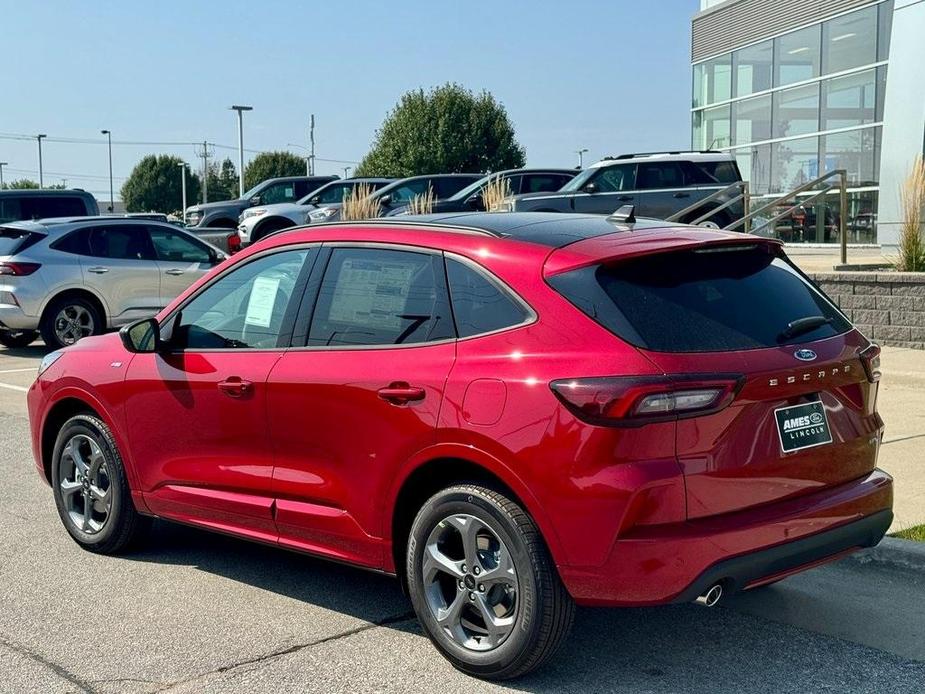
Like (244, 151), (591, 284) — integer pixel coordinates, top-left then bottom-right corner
(0, 227), (42, 255)
(446, 258), (530, 338)
(549, 246), (851, 352)
(684, 160), (741, 184)
(636, 162), (684, 190)
(308, 248), (452, 347)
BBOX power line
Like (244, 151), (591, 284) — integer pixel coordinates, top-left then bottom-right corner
(2, 166), (128, 182)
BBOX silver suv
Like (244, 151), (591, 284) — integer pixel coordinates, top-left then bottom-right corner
(504, 151), (744, 227)
(0, 217), (225, 349)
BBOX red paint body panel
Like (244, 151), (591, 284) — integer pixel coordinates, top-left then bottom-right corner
(27, 220), (893, 606)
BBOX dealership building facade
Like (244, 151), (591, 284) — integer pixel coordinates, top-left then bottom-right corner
(691, 0), (925, 250)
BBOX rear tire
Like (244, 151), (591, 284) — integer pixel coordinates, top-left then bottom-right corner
(0, 329), (38, 348)
(50, 414), (150, 554)
(406, 484), (574, 680)
(40, 296), (102, 349)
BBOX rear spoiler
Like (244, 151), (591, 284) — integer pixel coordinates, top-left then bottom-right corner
(543, 228), (782, 277)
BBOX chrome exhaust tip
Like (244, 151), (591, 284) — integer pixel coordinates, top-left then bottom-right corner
(694, 583), (723, 607)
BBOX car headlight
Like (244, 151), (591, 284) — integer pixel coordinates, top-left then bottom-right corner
(309, 207), (337, 221)
(186, 210), (202, 224)
(38, 351), (64, 376)
(241, 208), (267, 220)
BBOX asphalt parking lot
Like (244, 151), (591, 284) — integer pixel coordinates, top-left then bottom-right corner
(1, 344), (924, 693)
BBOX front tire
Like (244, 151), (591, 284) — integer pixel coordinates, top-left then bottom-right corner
(406, 484), (574, 680)
(0, 329), (38, 348)
(50, 414), (150, 554)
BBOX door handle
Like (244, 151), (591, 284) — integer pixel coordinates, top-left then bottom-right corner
(218, 377), (252, 398)
(88, 266), (109, 274)
(377, 382), (426, 405)
(165, 268), (185, 276)
(673, 192), (690, 198)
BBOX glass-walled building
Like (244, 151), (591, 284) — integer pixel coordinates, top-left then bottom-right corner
(691, 0), (896, 244)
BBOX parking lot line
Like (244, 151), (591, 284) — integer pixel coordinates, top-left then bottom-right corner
(0, 382), (28, 392)
(0, 368), (37, 375)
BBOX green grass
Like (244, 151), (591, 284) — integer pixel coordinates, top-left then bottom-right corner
(890, 524), (925, 542)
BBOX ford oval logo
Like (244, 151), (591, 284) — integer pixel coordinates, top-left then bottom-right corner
(794, 349), (817, 362)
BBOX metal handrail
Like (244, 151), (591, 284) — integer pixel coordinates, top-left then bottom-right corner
(665, 180), (750, 227)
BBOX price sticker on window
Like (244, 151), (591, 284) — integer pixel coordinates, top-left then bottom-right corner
(244, 276), (280, 328)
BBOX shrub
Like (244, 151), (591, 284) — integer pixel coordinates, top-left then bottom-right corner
(481, 175), (513, 212)
(341, 183), (379, 220)
(897, 156), (925, 272)
(406, 186), (436, 215)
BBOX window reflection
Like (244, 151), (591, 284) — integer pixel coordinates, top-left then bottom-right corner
(774, 25), (821, 86)
(693, 55), (732, 108)
(733, 40), (773, 97)
(773, 83), (819, 138)
(733, 94), (771, 145)
(821, 128), (880, 186)
(822, 6), (877, 74)
(821, 69), (876, 129)
(772, 136), (819, 191)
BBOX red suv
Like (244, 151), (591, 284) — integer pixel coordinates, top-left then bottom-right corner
(28, 212), (892, 679)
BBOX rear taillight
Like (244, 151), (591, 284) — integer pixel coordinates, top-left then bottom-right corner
(549, 374), (744, 426)
(227, 233), (242, 254)
(859, 343), (881, 382)
(0, 262), (41, 276)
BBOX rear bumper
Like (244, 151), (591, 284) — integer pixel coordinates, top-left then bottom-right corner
(559, 468), (893, 606)
(0, 304), (39, 331)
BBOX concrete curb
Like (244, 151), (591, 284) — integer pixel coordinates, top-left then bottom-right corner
(847, 537), (925, 571)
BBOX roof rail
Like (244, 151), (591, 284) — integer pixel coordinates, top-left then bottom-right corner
(602, 150), (723, 160)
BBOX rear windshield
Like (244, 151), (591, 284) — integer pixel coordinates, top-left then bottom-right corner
(0, 227), (42, 256)
(548, 245), (851, 352)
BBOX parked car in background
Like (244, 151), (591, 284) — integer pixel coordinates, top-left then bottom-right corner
(308, 174), (482, 224)
(0, 217), (225, 349)
(503, 151), (744, 227)
(0, 190), (99, 224)
(237, 178), (394, 245)
(387, 168), (577, 216)
(184, 175), (337, 229)
(29, 212), (890, 679)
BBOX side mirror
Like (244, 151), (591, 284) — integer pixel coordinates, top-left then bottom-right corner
(378, 194), (392, 207)
(249, 195), (261, 206)
(119, 318), (161, 353)
(584, 182), (598, 194)
(466, 193), (484, 210)
(309, 195), (321, 205)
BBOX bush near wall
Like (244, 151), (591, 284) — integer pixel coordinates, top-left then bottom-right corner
(810, 272), (925, 349)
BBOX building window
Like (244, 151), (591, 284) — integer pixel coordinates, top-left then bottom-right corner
(693, 104), (731, 149)
(733, 143), (772, 196)
(774, 24), (821, 87)
(821, 127), (880, 186)
(732, 94), (772, 145)
(821, 69), (876, 130)
(822, 6), (878, 75)
(733, 40), (773, 98)
(693, 54), (732, 108)
(772, 136), (819, 192)
(773, 83), (820, 139)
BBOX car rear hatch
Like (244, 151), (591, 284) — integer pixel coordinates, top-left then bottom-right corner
(547, 236), (883, 519)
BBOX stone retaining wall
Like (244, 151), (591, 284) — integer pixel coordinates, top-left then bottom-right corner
(809, 272), (925, 349)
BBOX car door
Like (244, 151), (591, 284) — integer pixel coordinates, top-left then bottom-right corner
(572, 164), (637, 214)
(266, 245), (456, 568)
(78, 224), (161, 326)
(633, 161), (687, 219)
(123, 246), (317, 538)
(148, 224), (217, 306)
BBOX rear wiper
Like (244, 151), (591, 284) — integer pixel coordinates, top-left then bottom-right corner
(778, 315), (831, 341)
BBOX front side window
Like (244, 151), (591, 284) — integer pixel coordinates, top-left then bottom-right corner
(87, 226), (154, 260)
(308, 248), (451, 347)
(149, 227), (211, 263)
(446, 258), (529, 338)
(522, 174), (571, 194)
(170, 249), (311, 350)
(316, 183), (350, 204)
(261, 182), (297, 205)
(387, 180), (431, 205)
(591, 165), (636, 193)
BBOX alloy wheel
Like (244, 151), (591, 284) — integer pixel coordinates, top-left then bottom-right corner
(54, 304), (94, 345)
(422, 514), (519, 651)
(57, 434), (112, 534)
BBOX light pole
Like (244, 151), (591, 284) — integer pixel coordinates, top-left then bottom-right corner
(178, 162), (188, 218)
(0, 162), (6, 189)
(287, 143), (311, 175)
(343, 166), (350, 179)
(36, 134), (47, 188)
(101, 129), (114, 212)
(230, 105), (252, 198)
(575, 148), (588, 169)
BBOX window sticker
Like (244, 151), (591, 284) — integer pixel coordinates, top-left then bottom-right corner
(244, 275), (281, 328)
(328, 259), (416, 330)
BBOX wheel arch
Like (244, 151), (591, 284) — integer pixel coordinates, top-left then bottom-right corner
(253, 216), (297, 241)
(205, 217), (238, 228)
(39, 287), (109, 329)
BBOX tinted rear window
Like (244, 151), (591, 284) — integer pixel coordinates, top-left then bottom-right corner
(0, 227), (42, 255)
(549, 246), (851, 352)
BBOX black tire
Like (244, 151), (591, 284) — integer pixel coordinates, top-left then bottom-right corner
(50, 414), (150, 554)
(0, 329), (38, 348)
(406, 484), (574, 680)
(251, 218), (292, 244)
(683, 209), (730, 229)
(40, 295), (103, 349)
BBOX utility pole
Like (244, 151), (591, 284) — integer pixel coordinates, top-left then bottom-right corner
(575, 148), (588, 169)
(196, 141), (213, 203)
(178, 162), (188, 218)
(230, 105), (252, 198)
(36, 134), (47, 188)
(309, 114), (315, 176)
(101, 129), (114, 212)
(0, 162), (6, 189)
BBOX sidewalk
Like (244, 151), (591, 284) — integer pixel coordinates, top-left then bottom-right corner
(786, 245), (892, 273)
(877, 346), (925, 532)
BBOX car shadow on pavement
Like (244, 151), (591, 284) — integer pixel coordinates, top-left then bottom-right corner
(126, 520), (924, 693)
(0, 344), (50, 359)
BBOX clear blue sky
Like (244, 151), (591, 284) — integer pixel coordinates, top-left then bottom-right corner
(0, 0), (698, 199)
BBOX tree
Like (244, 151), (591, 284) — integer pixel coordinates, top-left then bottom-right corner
(120, 155), (201, 213)
(206, 158), (239, 201)
(2, 179), (40, 189)
(355, 83), (525, 178)
(242, 151), (306, 191)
